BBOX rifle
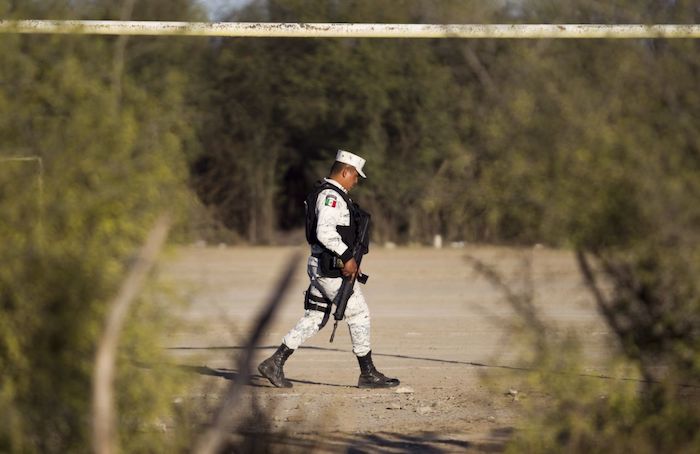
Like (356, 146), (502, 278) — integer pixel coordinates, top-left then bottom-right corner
(329, 213), (370, 342)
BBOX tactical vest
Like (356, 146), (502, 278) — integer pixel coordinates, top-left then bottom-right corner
(304, 180), (370, 277)
(305, 180), (356, 246)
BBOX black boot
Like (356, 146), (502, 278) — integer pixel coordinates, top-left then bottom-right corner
(258, 344), (294, 388)
(357, 351), (400, 388)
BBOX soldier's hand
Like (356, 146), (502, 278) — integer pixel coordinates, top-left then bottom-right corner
(342, 258), (358, 278)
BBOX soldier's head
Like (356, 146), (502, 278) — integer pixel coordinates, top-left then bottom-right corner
(329, 149), (366, 191)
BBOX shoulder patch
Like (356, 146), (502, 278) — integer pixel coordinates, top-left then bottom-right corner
(324, 194), (338, 208)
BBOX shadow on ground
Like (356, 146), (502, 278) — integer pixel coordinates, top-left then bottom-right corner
(225, 429), (510, 453)
(172, 344), (692, 388)
(175, 347), (515, 453)
(169, 344), (532, 372)
(177, 363), (353, 388)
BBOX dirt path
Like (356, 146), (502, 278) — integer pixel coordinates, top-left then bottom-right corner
(161, 245), (609, 452)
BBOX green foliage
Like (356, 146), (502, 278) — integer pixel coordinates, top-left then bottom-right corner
(193, 0), (490, 244)
(1, 0), (699, 451)
(191, 6), (700, 448)
(506, 336), (700, 454)
(192, 0), (699, 248)
(0, 1), (202, 452)
(116, 285), (193, 453)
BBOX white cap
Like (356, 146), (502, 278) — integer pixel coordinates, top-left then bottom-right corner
(336, 149), (367, 178)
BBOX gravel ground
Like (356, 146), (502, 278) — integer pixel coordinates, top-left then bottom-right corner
(160, 244), (610, 452)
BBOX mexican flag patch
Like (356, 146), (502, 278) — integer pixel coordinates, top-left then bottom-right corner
(324, 194), (338, 207)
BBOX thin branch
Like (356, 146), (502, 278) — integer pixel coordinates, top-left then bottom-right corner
(576, 249), (659, 384)
(111, 0), (136, 106)
(462, 45), (498, 95)
(575, 249), (622, 338)
(193, 250), (302, 454)
(92, 213), (172, 454)
(465, 254), (546, 336)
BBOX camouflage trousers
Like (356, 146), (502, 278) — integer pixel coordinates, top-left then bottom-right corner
(282, 256), (371, 356)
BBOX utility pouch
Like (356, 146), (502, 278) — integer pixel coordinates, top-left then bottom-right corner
(318, 250), (343, 278)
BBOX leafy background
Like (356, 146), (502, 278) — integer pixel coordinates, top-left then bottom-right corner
(1, 0), (698, 452)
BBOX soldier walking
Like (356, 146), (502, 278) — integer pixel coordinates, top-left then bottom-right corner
(258, 150), (400, 389)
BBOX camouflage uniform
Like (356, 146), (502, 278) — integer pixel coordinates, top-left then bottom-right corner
(282, 178), (371, 356)
(259, 150), (398, 389)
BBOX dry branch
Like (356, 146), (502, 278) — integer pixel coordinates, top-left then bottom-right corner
(193, 250), (302, 454)
(92, 214), (172, 454)
(465, 253), (546, 335)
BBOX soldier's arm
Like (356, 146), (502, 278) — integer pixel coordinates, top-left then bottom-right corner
(315, 189), (353, 264)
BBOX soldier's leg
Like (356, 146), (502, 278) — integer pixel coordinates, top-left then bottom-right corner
(259, 307), (327, 388)
(258, 343), (294, 388)
(343, 284), (371, 357)
(344, 284), (400, 388)
(259, 269), (330, 388)
(282, 309), (325, 350)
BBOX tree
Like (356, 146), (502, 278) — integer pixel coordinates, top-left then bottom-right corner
(0, 1), (204, 451)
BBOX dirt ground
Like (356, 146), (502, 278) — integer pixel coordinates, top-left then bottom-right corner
(161, 244), (611, 452)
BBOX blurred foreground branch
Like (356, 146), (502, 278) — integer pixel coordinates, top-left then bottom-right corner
(111, 0), (137, 105)
(465, 253), (547, 347)
(92, 214), (172, 454)
(193, 250), (302, 454)
(576, 248), (700, 386)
